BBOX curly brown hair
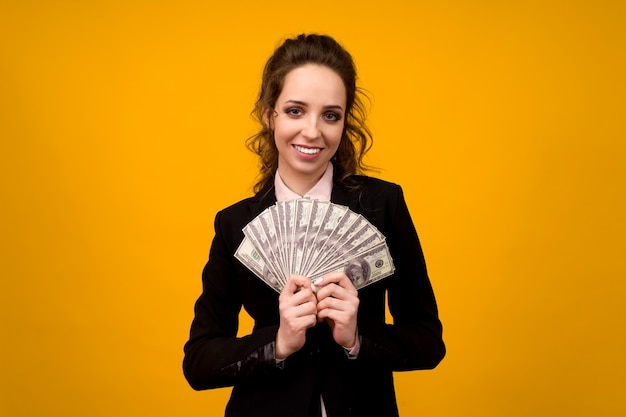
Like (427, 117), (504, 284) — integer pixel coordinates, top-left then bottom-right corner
(246, 34), (374, 193)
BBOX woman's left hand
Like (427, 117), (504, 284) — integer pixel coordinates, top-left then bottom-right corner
(315, 271), (360, 349)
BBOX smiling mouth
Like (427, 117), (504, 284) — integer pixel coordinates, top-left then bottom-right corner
(293, 145), (322, 155)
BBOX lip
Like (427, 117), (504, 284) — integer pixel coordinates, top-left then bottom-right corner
(292, 144), (323, 159)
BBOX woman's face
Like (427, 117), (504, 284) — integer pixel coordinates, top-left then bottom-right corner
(272, 64), (346, 188)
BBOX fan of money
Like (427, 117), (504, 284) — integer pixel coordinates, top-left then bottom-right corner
(235, 198), (395, 293)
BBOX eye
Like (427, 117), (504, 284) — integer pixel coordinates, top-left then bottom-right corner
(285, 107), (303, 117)
(323, 112), (341, 122)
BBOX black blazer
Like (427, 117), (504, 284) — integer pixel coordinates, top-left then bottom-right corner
(183, 175), (445, 417)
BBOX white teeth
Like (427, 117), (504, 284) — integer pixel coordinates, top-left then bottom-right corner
(294, 145), (321, 155)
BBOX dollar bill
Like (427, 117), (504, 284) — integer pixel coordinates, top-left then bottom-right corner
(291, 198), (313, 275)
(243, 217), (285, 286)
(311, 241), (395, 289)
(299, 199), (329, 275)
(234, 199), (395, 292)
(305, 206), (360, 274)
(234, 236), (283, 292)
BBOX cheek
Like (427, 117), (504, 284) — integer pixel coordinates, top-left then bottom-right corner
(272, 127), (287, 146)
(331, 127), (344, 147)
(323, 123), (344, 143)
(273, 121), (298, 142)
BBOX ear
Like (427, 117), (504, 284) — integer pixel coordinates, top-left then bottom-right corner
(263, 107), (275, 130)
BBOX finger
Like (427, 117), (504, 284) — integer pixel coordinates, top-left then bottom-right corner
(317, 296), (359, 316)
(310, 277), (323, 294)
(285, 299), (318, 318)
(316, 282), (358, 302)
(281, 275), (313, 297)
(316, 307), (354, 329)
(317, 271), (357, 293)
(280, 279), (317, 310)
(280, 292), (317, 317)
(282, 312), (318, 331)
(295, 314), (318, 330)
(316, 307), (342, 322)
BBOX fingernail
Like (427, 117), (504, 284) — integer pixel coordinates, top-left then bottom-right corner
(312, 277), (323, 285)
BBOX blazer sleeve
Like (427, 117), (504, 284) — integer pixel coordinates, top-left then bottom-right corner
(357, 184), (446, 371)
(182, 210), (281, 390)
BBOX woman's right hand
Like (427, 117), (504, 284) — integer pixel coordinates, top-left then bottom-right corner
(275, 275), (318, 360)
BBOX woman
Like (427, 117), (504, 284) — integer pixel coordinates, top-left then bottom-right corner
(183, 34), (445, 417)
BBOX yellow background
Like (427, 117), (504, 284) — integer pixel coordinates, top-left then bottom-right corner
(2, 1), (624, 416)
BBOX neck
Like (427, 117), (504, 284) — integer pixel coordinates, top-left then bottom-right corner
(277, 166), (327, 197)
(280, 175), (321, 197)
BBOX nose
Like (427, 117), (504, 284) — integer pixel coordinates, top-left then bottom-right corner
(301, 116), (321, 140)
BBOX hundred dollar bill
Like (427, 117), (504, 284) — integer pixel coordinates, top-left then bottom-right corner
(234, 237), (283, 293)
(243, 218), (286, 285)
(269, 202), (287, 277)
(291, 198), (313, 275)
(311, 241), (395, 290)
(303, 203), (352, 274)
(299, 199), (329, 276)
(283, 199), (297, 276)
(235, 199), (395, 292)
(318, 223), (385, 272)
(256, 208), (288, 280)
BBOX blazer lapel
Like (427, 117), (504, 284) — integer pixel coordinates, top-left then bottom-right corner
(247, 181), (277, 217)
(331, 182), (360, 212)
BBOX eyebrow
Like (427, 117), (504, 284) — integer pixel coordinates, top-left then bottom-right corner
(283, 100), (344, 111)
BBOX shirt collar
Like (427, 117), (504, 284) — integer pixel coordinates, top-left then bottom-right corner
(274, 163), (334, 202)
